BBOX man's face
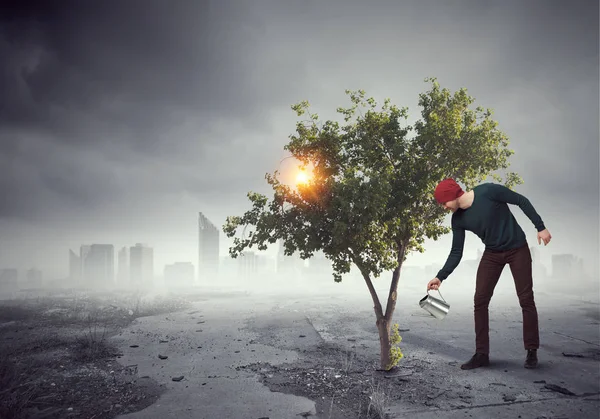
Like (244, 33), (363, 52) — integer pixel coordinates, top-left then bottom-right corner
(442, 199), (460, 212)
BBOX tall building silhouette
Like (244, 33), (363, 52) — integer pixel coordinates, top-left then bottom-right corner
(198, 212), (219, 280)
(83, 244), (114, 288)
(238, 251), (258, 280)
(130, 243), (154, 288)
(117, 246), (129, 285)
(80, 245), (91, 283)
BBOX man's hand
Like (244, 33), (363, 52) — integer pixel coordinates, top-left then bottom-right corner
(537, 229), (552, 246)
(427, 278), (442, 291)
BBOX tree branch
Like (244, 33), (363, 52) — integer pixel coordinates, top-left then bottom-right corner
(351, 252), (384, 319)
(384, 243), (406, 320)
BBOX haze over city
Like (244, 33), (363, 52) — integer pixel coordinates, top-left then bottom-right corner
(0, 0), (598, 290)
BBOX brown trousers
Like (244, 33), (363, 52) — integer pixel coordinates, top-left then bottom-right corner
(475, 242), (539, 354)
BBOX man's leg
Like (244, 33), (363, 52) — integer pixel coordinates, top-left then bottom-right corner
(474, 250), (506, 354)
(507, 244), (540, 365)
(462, 249), (505, 370)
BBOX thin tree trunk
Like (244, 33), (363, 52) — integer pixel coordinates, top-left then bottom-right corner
(356, 243), (406, 370)
(376, 317), (392, 369)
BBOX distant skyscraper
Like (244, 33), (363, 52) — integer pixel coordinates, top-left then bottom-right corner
(80, 245), (91, 282)
(130, 243), (154, 288)
(164, 262), (195, 288)
(198, 212), (219, 280)
(69, 249), (81, 284)
(83, 244), (114, 288)
(117, 246), (129, 284)
(238, 251), (258, 279)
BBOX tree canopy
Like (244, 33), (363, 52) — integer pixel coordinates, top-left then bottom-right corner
(223, 77), (522, 283)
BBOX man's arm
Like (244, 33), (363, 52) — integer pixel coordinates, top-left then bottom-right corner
(488, 183), (546, 232)
(436, 219), (466, 281)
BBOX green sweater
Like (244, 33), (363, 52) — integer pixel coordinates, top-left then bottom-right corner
(437, 183), (546, 281)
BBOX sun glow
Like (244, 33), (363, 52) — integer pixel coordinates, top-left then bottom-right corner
(296, 170), (310, 185)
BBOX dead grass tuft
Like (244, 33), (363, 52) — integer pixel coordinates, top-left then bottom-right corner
(365, 379), (390, 419)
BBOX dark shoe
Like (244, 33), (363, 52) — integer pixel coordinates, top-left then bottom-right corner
(460, 353), (490, 370)
(525, 349), (538, 369)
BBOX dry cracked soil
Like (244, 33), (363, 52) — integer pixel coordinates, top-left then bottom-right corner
(0, 290), (191, 419)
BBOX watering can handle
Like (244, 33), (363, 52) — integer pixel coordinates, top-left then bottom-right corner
(428, 289), (447, 304)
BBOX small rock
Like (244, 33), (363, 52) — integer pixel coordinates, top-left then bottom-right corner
(562, 352), (585, 358)
(544, 383), (576, 396)
(503, 394), (517, 402)
(490, 383), (507, 387)
(130, 345), (139, 348)
(158, 355), (168, 360)
(534, 380), (546, 384)
(67, 407), (73, 411)
(172, 376), (185, 382)
(234, 351), (240, 353)
(299, 335), (306, 338)
(159, 340), (169, 343)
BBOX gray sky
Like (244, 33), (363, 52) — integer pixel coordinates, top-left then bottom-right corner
(0, 0), (598, 280)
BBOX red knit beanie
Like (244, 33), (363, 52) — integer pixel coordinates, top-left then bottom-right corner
(434, 179), (465, 204)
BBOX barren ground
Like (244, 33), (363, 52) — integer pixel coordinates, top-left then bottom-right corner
(0, 290), (191, 419)
(2, 287), (598, 419)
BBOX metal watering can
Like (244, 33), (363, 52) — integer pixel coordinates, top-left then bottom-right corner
(419, 290), (450, 320)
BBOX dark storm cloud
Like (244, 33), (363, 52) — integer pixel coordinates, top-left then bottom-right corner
(0, 0), (597, 236)
(0, 0), (312, 220)
(1, 0), (266, 141)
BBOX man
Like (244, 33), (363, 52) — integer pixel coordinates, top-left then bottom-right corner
(427, 178), (551, 370)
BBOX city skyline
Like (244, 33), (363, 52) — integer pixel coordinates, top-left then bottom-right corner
(1, 235), (591, 285)
(0, 199), (597, 286)
(0, 0), (597, 284)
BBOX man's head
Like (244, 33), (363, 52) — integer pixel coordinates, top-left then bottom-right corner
(434, 178), (465, 213)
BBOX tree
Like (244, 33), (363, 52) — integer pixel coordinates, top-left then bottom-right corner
(223, 77), (522, 371)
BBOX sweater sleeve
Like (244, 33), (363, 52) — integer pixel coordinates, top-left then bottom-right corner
(436, 216), (465, 281)
(488, 184), (546, 232)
